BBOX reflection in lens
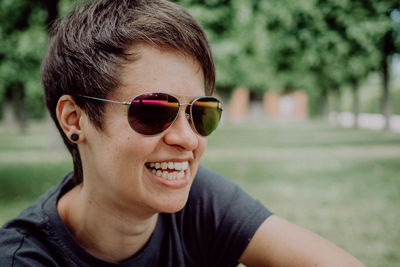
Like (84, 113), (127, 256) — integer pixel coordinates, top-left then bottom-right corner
(192, 97), (222, 136)
(128, 93), (179, 135)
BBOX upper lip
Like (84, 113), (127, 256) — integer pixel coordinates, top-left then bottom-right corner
(146, 158), (192, 163)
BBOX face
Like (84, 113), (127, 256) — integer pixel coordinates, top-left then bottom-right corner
(79, 46), (207, 216)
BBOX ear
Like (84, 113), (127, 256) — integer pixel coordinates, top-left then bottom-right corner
(56, 95), (86, 143)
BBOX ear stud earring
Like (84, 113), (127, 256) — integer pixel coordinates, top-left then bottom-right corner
(70, 133), (79, 141)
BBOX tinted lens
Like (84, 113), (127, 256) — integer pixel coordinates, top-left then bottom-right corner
(191, 97), (222, 136)
(128, 93), (179, 135)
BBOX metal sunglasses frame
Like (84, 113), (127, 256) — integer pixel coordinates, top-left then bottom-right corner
(77, 92), (223, 136)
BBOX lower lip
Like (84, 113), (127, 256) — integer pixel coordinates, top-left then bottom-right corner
(146, 168), (190, 189)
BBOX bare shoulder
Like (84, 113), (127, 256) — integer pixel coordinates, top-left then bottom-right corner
(239, 215), (365, 267)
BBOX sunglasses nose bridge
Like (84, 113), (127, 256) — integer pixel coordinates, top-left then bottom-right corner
(178, 103), (193, 118)
(178, 102), (193, 107)
(166, 103), (198, 142)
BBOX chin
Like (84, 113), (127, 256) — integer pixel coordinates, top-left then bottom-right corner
(156, 193), (190, 214)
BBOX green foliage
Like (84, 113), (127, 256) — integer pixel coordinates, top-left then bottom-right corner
(175, 0), (273, 90)
(0, 1), (48, 89)
(58, 0), (80, 16)
(259, 0), (399, 115)
(0, 0), (50, 120)
(0, 0), (399, 120)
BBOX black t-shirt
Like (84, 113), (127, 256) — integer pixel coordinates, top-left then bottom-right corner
(0, 166), (271, 266)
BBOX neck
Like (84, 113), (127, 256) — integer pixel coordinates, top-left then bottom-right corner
(57, 184), (158, 263)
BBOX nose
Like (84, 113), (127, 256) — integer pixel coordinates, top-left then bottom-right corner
(163, 108), (199, 151)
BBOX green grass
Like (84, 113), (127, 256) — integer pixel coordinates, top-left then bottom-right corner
(1, 120), (399, 266)
(0, 122), (72, 223)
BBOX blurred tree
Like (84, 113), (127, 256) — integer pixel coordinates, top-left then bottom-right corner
(375, 1), (400, 130)
(175, 0), (273, 95)
(315, 0), (384, 127)
(324, 0), (400, 128)
(260, 0), (345, 117)
(1, 0), (398, 126)
(0, 0), (59, 131)
(260, 0), (398, 124)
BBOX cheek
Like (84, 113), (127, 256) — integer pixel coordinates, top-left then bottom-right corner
(102, 137), (156, 186)
(194, 137), (207, 161)
(116, 135), (158, 160)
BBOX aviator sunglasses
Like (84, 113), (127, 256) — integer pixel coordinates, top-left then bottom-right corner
(79, 92), (223, 136)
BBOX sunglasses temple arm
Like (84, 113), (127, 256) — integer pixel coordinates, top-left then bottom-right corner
(78, 95), (131, 105)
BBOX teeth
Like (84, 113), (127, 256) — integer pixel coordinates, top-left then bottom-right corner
(168, 162), (174, 169)
(152, 170), (184, 180)
(147, 161), (189, 171)
(182, 161), (188, 170)
(175, 162), (182, 170)
(161, 162), (168, 170)
(146, 161), (189, 180)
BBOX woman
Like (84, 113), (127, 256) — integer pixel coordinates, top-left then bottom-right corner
(0, 0), (364, 266)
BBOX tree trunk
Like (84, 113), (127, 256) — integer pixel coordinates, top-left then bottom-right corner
(2, 84), (27, 133)
(381, 56), (391, 131)
(320, 88), (329, 120)
(14, 84), (27, 133)
(351, 79), (360, 128)
(3, 87), (18, 131)
(332, 90), (341, 125)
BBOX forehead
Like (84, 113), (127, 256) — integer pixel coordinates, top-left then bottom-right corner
(113, 45), (205, 99)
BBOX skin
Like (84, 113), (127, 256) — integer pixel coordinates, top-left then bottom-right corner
(57, 45), (207, 262)
(239, 215), (365, 266)
(56, 45), (365, 266)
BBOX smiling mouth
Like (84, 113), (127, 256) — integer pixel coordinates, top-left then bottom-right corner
(145, 161), (189, 180)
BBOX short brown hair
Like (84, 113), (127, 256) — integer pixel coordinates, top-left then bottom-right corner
(41, 0), (215, 184)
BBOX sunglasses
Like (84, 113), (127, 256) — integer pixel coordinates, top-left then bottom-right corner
(79, 92), (223, 136)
